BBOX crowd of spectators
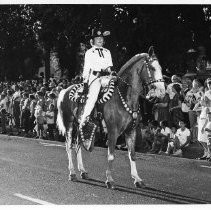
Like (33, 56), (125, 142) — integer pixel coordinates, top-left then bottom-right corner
(0, 74), (211, 161)
(0, 77), (71, 141)
(135, 75), (211, 161)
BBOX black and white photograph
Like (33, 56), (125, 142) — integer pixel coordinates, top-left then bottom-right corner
(0, 0), (210, 206)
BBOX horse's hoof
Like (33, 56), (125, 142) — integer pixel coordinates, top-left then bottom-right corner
(69, 174), (78, 182)
(80, 172), (89, 180)
(105, 181), (115, 190)
(135, 181), (146, 188)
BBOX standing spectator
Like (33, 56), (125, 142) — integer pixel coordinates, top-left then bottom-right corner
(182, 79), (203, 128)
(204, 112), (211, 161)
(19, 91), (27, 129)
(197, 79), (211, 159)
(153, 91), (170, 124)
(6, 90), (14, 135)
(22, 93), (31, 136)
(169, 83), (184, 127)
(45, 103), (55, 140)
(35, 108), (45, 139)
(166, 75), (182, 100)
(29, 94), (37, 135)
(0, 93), (8, 134)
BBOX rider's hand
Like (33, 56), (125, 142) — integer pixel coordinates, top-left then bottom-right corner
(111, 71), (117, 77)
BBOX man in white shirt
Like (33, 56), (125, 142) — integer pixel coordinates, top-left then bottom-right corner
(79, 29), (113, 128)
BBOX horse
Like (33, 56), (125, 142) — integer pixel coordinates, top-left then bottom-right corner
(57, 46), (165, 189)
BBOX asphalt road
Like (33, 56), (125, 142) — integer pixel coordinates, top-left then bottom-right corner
(0, 134), (211, 205)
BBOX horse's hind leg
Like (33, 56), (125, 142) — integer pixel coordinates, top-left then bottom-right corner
(125, 130), (146, 188)
(76, 142), (88, 179)
(66, 126), (77, 181)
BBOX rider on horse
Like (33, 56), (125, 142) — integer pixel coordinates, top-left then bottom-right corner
(79, 28), (113, 129)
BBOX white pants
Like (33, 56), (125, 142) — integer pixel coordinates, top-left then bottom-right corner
(80, 76), (110, 127)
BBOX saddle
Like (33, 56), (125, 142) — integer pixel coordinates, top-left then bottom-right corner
(69, 78), (115, 104)
(69, 78), (116, 151)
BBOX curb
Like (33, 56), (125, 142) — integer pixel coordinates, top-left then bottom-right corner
(0, 134), (204, 161)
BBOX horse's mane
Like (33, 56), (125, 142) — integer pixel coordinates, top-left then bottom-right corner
(118, 53), (148, 77)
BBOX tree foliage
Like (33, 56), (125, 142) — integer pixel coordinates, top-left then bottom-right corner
(0, 4), (211, 80)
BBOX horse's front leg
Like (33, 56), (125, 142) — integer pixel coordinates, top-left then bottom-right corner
(76, 144), (89, 180)
(125, 130), (146, 188)
(105, 132), (117, 189)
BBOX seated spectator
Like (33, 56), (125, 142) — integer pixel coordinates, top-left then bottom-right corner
(165, 125), (177, 155)
(148, 121), (163, 154)
(170, 120), (191, 157)
(159, 120), (172, 153)
(140, 121), (153, 150)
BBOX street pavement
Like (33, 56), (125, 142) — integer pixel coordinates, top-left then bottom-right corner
(0, 134), (211, 205)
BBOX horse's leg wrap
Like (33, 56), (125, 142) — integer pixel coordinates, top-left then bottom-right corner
(105, 137), (116, 189)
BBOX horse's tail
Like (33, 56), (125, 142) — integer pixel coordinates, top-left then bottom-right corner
(57, 89), (67, 136)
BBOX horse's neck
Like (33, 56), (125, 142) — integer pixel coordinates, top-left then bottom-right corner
(118, 72), (140, 110)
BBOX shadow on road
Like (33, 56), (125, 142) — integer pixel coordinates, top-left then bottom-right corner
(75, 178), (210, 204)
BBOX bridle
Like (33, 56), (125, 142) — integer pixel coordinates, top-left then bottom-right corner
(139, 56), (165, 86)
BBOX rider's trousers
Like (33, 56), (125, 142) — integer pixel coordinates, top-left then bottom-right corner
(79, 76), (110, 127)
(80, 78), (101, 127)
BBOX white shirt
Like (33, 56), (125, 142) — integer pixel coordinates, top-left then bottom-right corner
(161, 127), (172, 137)
(182, 89), (203, 112)
(176, 128), (190, 146)
(204, 90), (211, 100)
(83, 46), (113, 83)
(205, 121), (211, 138)
(0, 98), (8, 111)
(12, 91), (21, 102)
(46, 111), (54, 124)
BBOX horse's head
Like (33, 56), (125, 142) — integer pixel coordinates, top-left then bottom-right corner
(118, 47), (165, 99)
(137, 46), (165, 98)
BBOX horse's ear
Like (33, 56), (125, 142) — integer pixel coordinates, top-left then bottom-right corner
(148, 46), (155, 57)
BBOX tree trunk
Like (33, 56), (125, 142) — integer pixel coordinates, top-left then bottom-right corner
(44, 45), (50, 81)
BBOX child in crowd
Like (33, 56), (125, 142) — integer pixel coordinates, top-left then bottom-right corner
(45, 103), (55, 140)
(165, 126), (177, 155)
(35, 108), (45, 139)
(159, 120), (172, 153)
